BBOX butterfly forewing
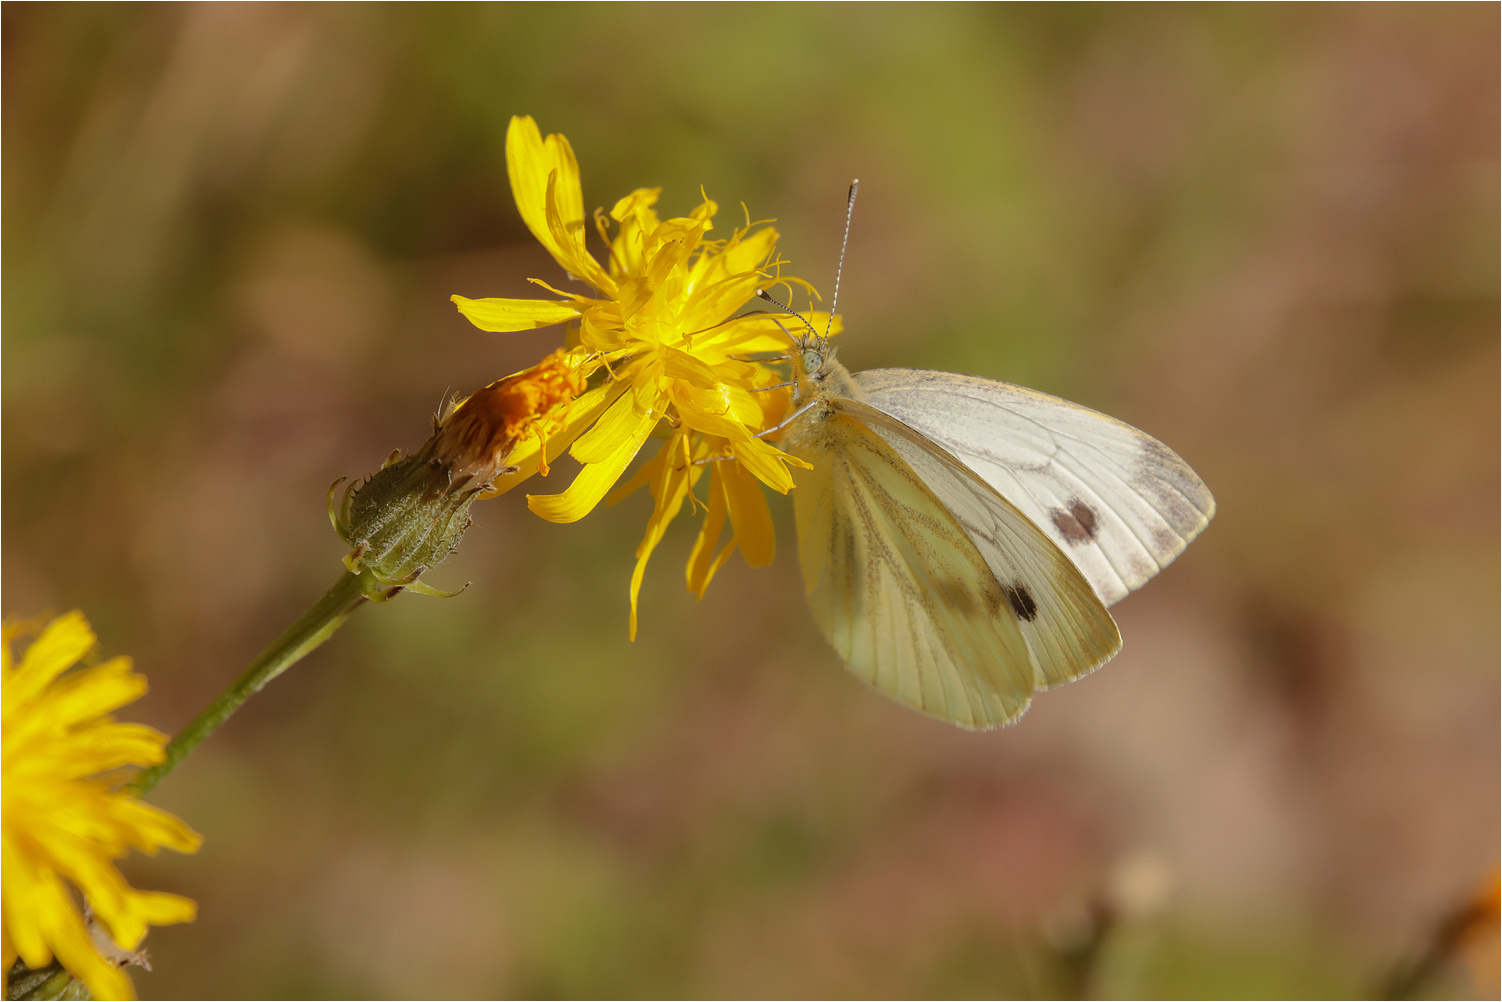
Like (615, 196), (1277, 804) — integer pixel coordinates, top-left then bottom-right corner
(839, 399), (1122, 690)
(855, 369), (1215, 606)
(791, 407), (1038, 729)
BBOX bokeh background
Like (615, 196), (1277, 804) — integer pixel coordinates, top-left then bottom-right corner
(5, 4), (1497, 998)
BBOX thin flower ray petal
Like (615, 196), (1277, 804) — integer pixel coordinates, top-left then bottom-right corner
(31, 662), (148, 729)
(722, 462), (776, 566)
(687, 465), (731, 597)
(528, 406), (659, 523)
(506, 116), (593, 282)
(628, 436), (696, 639)
(543, 171), (614, 292)
(571, 389), (653, 465)
(451, 295), (582, 332)
(4, 613), (95, 711)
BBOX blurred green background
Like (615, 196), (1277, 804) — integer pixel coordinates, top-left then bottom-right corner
(5, 4), (1497, 998)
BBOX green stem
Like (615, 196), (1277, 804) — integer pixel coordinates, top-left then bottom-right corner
(131, 571), (368, 796)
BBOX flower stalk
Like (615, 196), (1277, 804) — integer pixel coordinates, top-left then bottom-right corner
(131, 348), (585, 797)
(128, 570), (367, 796)
(128, 451), (483, 798)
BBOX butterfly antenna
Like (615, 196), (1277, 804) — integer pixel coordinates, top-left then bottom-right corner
(824, 179), (859, 346)
(755, 288), (822, 345)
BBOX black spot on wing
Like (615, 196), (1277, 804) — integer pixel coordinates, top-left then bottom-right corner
(1050, 498), (1099, 545)
(1000, 582), (1038, 622)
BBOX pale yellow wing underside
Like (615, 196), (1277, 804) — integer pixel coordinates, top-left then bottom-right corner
(790, 398), (1121, 729)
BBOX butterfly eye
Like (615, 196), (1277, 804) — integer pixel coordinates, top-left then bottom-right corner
(802, 349), (824, 375)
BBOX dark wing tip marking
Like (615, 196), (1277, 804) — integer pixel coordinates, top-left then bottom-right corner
(1000, 582), (1039, 622)
(1151, 524), (1181, 555)
(1050, 498), (1099, 545)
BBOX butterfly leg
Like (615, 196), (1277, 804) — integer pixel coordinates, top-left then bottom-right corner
(756, 400), (820, 439)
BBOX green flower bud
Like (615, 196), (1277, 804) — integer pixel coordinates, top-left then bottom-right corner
(329, 349), (583, 600)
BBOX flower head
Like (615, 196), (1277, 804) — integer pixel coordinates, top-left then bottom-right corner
(2, 611), (201, 1001)
(453, 116), (838, 634)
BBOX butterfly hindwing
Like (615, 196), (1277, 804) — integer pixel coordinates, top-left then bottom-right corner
(790, 405), (1038, 729)
(855, 369), (1215, 606)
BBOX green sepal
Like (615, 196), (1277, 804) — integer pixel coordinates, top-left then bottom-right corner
(332, 447), (481, 600)
(5, 961), (90, 1001)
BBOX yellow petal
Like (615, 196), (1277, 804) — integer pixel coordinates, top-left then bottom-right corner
(42, 660), (147, 728)
(682, 270), (764, 332)
(576, 304), (631, 353)
(5, 612), (92, 711)
(39, 723), (166, 776)
(106, 798), (203, 856)
(615, 275), (655, 322)
(717, 312), (842, 353)
(723, 462), (775, 567)
(731, 437), (796, 494)
(677, 410), (746, 446)
(661, 347), (720, 390)
(627, 439), (694, 639)
(609, 189), (662, 277)
(571, 388), (652, 465)
(719, 225), (779, 277)
(686, 464), (730, 598)
(35, 877), (135, 1001)
(527, 405), (659, 522)
(609, 187), (661, 223)
(3, 926), (17, 985)
(451, 295), (581, 332)
(505, 116), (615, 294)
(123, 889), (197, 927)
(3, 838), (55, 966)
(723, 384), (768, 427)
(1, 611), (199, 1002)
(506, 117), (583, 265)
(543, 172), (615, 291)
(604, 445), (663, 507)
(6, 851), (134, 1000)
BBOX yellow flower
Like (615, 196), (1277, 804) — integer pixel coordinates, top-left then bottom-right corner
(452, 116), (839, 635)
(2, 612), (202, 1001)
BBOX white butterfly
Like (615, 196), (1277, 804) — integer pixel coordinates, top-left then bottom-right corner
(778, 336), (1215, 730)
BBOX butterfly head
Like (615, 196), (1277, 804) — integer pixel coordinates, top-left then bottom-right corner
(799, 338), (835, 377)
(790, 330), (863, 406)
(754, 288), (839, 395)
(791, 333), (845, 402)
